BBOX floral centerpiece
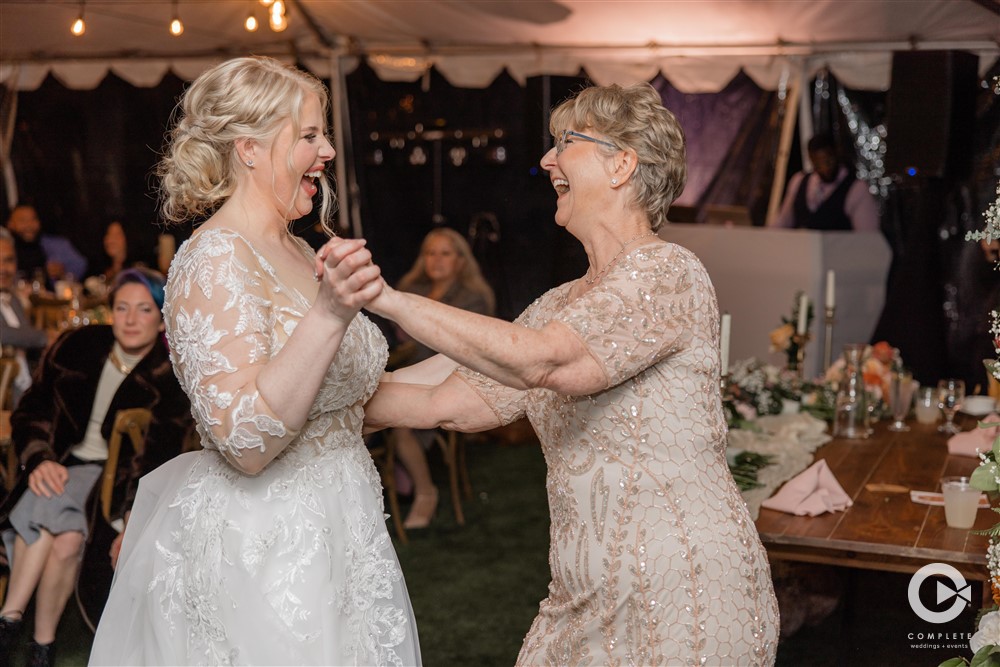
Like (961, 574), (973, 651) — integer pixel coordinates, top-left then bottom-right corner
(819, 340), (902, 420)
(723, 357), (814, 429)
(939, 399), (1000, 667)
(769, 290), (813, 370)
(938, 116), (1000, 667)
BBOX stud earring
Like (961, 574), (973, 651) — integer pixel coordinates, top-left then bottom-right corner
(246, 159), (254, 167)
(611, 178), (618, 185)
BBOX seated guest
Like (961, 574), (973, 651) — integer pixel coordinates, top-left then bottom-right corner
(392, 228), (494, 528)
(88, 220), (133, 284)
(5, 204), (87, 286)
(771, 134), (880, 232)
(0, 229), (50, 405)
(0, 267), (191, 667)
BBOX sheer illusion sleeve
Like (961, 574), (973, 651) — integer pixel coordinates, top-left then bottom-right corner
(452, 298), (544, 426)
(555, 244), (706, 389)
(165, 232), (299, 470)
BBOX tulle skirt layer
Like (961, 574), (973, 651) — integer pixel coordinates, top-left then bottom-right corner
(90, 443), (420, 666)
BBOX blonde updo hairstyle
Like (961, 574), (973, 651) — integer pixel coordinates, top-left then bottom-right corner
(158, 56), (335, 231)
(549, 83), (686, 231)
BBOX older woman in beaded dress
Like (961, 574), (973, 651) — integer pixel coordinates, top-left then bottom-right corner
(360, 83), (779, 665)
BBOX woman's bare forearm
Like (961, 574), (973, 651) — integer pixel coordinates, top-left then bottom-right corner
(369, 289), (604, 394)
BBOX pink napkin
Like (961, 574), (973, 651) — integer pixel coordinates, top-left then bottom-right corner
(761, 460), (853, 516)
(947, 413), (1000, 458)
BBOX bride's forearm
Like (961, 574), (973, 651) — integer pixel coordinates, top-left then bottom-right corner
(370, 289), (545, 390)
(385, 354), (460, 386)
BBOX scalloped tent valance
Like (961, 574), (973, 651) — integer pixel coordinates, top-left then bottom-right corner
(2, 0), (997, 92)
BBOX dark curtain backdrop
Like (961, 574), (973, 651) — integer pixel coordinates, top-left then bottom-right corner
(655, 71), (780, 222)
(8, 73), (189, 273)
(6, 61), (996, 384)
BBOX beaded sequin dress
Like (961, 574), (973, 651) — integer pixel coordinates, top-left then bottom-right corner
(90, 229), (420, 666)
(458, 242), (778, 666)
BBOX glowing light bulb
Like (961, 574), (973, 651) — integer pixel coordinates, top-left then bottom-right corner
(269, 3), (287, 32)
(71, 16), (86, 36)
(170, 18), (184, 35)
(259, 0), (275, 6)
(245, 14), (258, 31)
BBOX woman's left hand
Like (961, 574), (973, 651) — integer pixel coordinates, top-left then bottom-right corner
(28, 460), (69, 498)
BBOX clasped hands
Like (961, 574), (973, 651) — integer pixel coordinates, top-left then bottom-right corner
(313, 236), (396, 321)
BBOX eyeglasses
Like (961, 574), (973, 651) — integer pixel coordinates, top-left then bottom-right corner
(556, 129), (617, 155)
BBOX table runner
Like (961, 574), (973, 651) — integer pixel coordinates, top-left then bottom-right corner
(731, 412), (832, 519)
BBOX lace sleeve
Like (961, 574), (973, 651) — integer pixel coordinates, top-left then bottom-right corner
(164, 231), (298, 467)
(555, 244), (706, 388)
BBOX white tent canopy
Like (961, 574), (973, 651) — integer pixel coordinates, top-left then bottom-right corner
(2, 0), (998, 92)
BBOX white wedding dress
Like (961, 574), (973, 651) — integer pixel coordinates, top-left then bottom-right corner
(90, 229), (420, 666)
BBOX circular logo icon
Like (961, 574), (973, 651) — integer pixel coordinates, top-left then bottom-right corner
(908, 563), (971, 624)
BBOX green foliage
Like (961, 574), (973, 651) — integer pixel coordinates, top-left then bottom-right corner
(969, 644), (1000, 667)
(729, 451), (774, 491)
(938, 658), (969, 667)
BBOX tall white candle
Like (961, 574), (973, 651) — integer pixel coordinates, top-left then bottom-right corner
(826, 270), (836, 309)
(797, 293), (809, 335)
(720, 312), (731, 376)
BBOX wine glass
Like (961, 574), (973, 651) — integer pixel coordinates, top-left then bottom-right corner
(887, 370), (916, 432)
(937, 379), (965, 435)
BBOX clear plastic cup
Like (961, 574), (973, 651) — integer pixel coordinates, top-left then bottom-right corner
(941, 476), (980, 529)
(914, 385), (940, 424)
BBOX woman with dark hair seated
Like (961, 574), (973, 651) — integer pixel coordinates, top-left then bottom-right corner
(0, 267), (191, 667)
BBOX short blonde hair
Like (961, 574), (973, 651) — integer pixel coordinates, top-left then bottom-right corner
(158, 56), (335, 232)
(549, 83), (686, 231)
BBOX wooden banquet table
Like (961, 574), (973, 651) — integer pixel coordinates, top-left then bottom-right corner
(754, 415), (991, 583)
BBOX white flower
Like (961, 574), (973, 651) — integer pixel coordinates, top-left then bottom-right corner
(971, 610), (1000, 653)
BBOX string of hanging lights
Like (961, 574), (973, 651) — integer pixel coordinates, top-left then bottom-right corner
(70, 0), (289, 37)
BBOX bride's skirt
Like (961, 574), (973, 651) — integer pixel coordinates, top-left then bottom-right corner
(89, 443), (420, 666)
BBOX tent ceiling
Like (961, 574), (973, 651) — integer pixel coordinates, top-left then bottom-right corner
(2, 0), (998, 91)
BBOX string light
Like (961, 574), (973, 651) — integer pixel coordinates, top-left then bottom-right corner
(169, 0), (184, 36)
(71, 1), (86, 36)
(244, 2), (259, 32)
(65, 0), (289, 37)
(269, 0), (287, 32)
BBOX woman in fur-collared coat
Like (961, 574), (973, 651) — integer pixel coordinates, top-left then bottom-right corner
(0, 267), (191, 667)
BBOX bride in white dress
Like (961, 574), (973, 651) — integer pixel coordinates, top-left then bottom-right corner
(89, 56), (421, 666)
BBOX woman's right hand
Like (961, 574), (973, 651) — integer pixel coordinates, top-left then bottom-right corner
(28, 460), (69, 498)
(365, 280), (400, 320)
(314, 237), (384, 323)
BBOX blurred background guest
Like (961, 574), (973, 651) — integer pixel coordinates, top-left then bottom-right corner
(391, 227), (494, 528)
(771, 134), (880, 232)
(0, 229), (50, 405)
(0, 267), (191, 667)
(88, 221), (133, 284)
(4, 205), (87, 287)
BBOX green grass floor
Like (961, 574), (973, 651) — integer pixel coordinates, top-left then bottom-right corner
(6, 431), (987, 666)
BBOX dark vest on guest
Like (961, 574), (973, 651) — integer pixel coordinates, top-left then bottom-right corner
(792, 172), (855, 231)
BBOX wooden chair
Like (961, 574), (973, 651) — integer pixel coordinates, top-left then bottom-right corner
(28, 295), (72, 332)
(0, 357), (18, 603)
(368, 428), (474, 543)
(0, 356), (20, 491)
(431, 430), (473, 526)
(366, 432), (408, 545)
(100, 408), (152, 524)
